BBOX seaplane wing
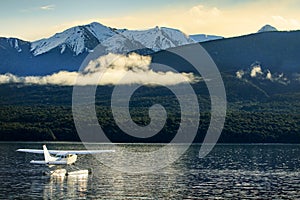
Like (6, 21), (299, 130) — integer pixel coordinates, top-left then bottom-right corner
(59, 149), (115, 155)
(17, 149), (45, 154)
(30, 160), (68, 165)
(17, 149), (115, 155)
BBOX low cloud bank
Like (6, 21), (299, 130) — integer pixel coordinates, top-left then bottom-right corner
(0, 53), (198, 86)
(236, 64), (290, 85)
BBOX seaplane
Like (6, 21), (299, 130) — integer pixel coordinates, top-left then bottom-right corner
(17, 145), (115, 176)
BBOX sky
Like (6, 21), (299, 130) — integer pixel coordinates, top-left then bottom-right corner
(1, 0), (300, 41)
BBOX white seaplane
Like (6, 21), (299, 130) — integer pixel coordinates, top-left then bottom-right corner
(17, 145), (115, 176)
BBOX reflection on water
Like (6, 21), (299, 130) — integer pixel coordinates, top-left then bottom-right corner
(29, 172), (89, 199)
(1, 143), (300, 199)
(44, 174), (88, 199)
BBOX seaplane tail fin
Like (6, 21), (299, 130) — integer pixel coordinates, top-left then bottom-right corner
(43, 145), (52, 162)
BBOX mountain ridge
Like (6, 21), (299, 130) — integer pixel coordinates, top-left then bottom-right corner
(1, 23), (300, 79)
(30, 22), (194, 56)
(0, 23), (284, 58)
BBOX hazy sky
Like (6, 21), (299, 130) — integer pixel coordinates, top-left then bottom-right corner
(1, 0), (300, 41)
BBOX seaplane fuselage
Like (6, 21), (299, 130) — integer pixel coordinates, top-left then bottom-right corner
(28, 145), (78, 165)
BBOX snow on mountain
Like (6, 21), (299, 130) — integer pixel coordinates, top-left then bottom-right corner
(31, 25), (103, 56)
(84, 22), (116, 42)
(117, 26), (194, 51)
(7, 38), (23, 52)
(257, 25), (278, 33)
(101, 34), (146, 54)
(160, 27), (194, 46)
(30, 22), (196, 56)
(190, 34), (223, 43)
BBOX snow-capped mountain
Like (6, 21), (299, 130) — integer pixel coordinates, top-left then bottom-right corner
(1, 22), (300, 80)
(257, 24), (278, 33)
(0, 22), (202, 75)
(189, 34), (223, 43)
(30, 22), (195, 56)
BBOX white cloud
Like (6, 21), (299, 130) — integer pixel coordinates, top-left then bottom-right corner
(96, 1), (300, 37)
(189, 5), (221, 17)
(0, 53), (198, 86)
(11, 1), (300, 41)
(266, 70), (272, 80)
(236, 70), (244, 79)
(235, 64), (291, 85)
(293, 73), (300, 81)
(272, 15), (300, 29)
(250, 65), (263, 77)
(4, 0), (300, 43)
(0, 71), (78, 85)
(78, 53), (198, 85)
(40, 5), (55, 10)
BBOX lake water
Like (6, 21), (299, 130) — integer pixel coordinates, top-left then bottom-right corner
(0, 143), (300, 199)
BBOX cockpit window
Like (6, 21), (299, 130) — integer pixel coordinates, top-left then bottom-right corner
(56, 154), (66, 158)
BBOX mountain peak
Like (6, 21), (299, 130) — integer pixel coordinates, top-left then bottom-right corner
(86, 21), (106, 27)
(258, 24), (278, 33)
(30, 22), (116, 56)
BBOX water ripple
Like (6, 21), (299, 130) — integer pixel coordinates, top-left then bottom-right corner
(0, 143), (300, 199)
